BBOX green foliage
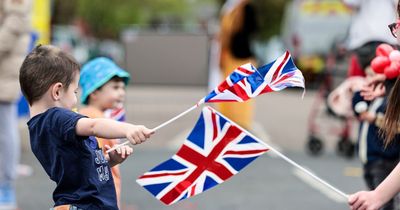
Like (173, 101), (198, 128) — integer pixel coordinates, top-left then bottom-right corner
(252, 0), (291, 40)
(52, 0), (79, 24)
(76, 0), (142, 38)
(52, 0), (288, 40)
(76, 0), (212, 38)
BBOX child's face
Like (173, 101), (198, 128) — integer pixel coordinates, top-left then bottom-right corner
(59, 72), (79, 110)
(93, 80), (126, 110)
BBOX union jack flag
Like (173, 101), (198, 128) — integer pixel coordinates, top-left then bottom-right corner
(105, 106), (126, 122)
(209, 62), (257, 96)
(199, 51), (304, 103)
(136, 106), (269, 205)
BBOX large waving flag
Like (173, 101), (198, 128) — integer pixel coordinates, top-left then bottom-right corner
(199, 51), (304, 103)
(136, 106), (269, 205)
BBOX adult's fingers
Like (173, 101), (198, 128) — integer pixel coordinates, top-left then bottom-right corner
(351, 198), (364, 210)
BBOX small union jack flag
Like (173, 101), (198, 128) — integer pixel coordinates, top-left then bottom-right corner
(199, 51), (304, 103)
(105, 106), (126, 122)
(136, 106), (269, 205)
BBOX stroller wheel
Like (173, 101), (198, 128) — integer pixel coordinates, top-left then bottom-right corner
(307, 136), (324, 156)
(336, 138), (355, 159)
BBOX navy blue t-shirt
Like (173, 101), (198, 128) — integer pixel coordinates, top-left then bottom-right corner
(27, 107), (118, 209)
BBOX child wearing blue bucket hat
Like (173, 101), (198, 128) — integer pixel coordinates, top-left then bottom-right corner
(79, 57), (130, 208)
(80, 57), (130, 105)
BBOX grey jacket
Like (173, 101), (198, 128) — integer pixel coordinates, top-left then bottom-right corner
(0, 0), (31, 103)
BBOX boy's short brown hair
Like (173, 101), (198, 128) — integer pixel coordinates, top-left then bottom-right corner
(19, 45), (80, 105)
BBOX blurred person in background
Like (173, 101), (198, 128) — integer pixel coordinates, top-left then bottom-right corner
(0, 0), (32, 209)
(218, 0), (258, 130)
(344, 1), (399, 210)
(343, 0), (397, 77)
(348, 1), (400, 209)
(351, 66), (400, 210)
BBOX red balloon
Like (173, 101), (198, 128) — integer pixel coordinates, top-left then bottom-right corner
(371, 56), (391, 74)
(384, 62), (400, 79)
(389, 50), (400, 62)
(376, 44), (394, 57)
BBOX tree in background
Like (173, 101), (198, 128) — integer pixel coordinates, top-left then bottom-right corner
(252, 0), (289, 40)
(52, 0), (289, 40)
(53, 0), (216, 39)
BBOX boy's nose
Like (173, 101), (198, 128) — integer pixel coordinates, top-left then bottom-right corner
(120, 89), (126, 97)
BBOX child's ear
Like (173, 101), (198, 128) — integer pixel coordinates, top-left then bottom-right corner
(51, 82), (63, 101)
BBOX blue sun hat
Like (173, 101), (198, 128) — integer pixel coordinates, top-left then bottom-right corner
(80, 57), (130, 105)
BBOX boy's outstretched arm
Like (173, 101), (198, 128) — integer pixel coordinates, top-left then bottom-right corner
(76, 118), (154, 145)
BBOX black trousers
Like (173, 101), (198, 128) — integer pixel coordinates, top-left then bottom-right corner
(364, 159), (400, 210)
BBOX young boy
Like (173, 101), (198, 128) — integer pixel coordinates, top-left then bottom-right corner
(19, 45), (153, 210)
(78, 57), (130, 207)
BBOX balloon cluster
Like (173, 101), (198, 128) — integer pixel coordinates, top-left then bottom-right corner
(370, 44), (400, 79)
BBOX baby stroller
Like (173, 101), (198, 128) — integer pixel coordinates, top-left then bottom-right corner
(306, 46), (361, 158)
